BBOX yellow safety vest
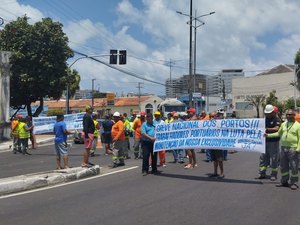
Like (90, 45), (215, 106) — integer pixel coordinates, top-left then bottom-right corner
(93, 120), (99, 137)
(11, 120), (19, 136)
(18, 122), (30, 139)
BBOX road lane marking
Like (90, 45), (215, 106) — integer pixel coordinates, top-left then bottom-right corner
(0, 166), (139, 199)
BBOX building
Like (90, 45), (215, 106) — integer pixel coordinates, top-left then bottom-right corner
(33, 95), (163, 117)
(165, 74), (207, 98)
(232, 64), (294, 118)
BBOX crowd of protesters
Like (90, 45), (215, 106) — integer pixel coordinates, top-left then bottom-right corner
(10, 104), (300, 190)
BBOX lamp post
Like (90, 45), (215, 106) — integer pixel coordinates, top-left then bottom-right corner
(176, 8), (215, 107)
(66, 54), (110, 114)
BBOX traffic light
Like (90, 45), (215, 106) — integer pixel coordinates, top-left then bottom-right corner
(119, 50), (127, 65)
(109, 49), (117, 64)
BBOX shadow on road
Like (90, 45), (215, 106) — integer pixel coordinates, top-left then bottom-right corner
(158, 172), (263, 185)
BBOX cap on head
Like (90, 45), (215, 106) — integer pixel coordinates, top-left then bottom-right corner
(85, 105), (93, 111)
(113, 112), (120, 117)
(154, 111), (161, 116)
(264, 104), (274, 114)
(187, 108), (196, 113)
(217, 108), (225, 114)
(273, 106), (278, 113)
(140, 111), (146, 116)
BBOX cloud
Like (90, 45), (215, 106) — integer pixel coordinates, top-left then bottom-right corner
(2, 0), (300, 96)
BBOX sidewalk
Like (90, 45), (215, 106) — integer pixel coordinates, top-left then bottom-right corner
(0, 134), (55, 152)
(0, 135), (101, 196)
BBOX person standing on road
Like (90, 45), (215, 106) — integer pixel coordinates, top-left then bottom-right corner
(11, 115), (21, 154)
(18, 117), (34, 155)
(102, 114), (114, 155)
(53, 114), (71, 169)
(90, 113), (100, 157)
(171, 112), (184, 163)
(123, 114), (132, 159)
(141, 113), (159, 175)
(111, 112), (125, 168)
(184, 108), (198, 169)
(26, 116), (36, 149)
(133, 112), (146, 159)
(256, 104), (281, 181)
(81, 105), (95, 167)
(154, 111), (166, 168)
(209, 110), (226, 178)
(265, 109), (300, 190)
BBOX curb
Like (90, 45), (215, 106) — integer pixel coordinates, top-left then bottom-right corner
(0, 165), (100, 196)
(0, 137), (55, 151)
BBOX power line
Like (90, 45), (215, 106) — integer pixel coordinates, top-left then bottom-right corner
(73, 50), (167, 87)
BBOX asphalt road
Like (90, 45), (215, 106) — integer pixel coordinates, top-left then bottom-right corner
(1, 141), (300, 225)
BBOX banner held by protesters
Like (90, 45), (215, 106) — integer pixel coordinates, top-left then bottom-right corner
(154, 118), (265, 153)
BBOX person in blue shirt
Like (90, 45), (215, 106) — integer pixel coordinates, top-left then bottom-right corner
(53, 115), (71, 169)
(141, 113), (159, 175)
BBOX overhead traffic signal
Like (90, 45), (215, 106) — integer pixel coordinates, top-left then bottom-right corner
(109, 49), (118, 64)
(109, 49), (127, 65)
(119, 50), (127, 65)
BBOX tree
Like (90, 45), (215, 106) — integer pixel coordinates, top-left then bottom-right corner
(265, 90), (283, 117)
(294, 49), (300, 92)
(0, 16), (79, 117)
(245, 94), (266, 118)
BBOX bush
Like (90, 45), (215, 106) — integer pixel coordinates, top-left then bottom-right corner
(47, 109), (64, 117)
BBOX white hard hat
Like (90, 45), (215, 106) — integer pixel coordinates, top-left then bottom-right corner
(113, 112), (120, 117)
(264, 104), (274, 114)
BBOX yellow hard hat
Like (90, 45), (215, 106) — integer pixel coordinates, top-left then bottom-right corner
(154, 111), (161, 115)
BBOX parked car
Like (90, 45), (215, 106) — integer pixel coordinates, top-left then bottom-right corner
(73, 129), (84, 144)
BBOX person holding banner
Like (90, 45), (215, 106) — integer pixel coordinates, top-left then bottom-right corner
(171, 112), (184, 163)
(154, 111), (167, 168)
(184, 108), (198, 169)
(141, 113), (159, 175)
(256, 104), (281, 180)
(81, 105), (95, 168)
(265, 109), (300, 190)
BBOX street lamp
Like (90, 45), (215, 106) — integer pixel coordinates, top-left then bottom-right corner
(176, 8), (215, 107)
(66, 54), (110, 114)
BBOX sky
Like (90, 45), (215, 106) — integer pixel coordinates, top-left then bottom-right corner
(0, 0), (300, 96)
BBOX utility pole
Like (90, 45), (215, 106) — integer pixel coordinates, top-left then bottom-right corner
(137, 82), (143, 112)
(92, 79), (96, 108)
(165, 59), (176, 98)
(189, 0), (193, 107)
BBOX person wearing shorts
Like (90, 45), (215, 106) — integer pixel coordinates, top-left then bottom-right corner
(82, 105), (95, 167)
(53, 115), (71, 169)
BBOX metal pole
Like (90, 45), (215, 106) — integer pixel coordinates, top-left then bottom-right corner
(92, 79), (96, 108)
(193, 10), (197, 95)
(66, 85), (69, 114)
(169, 59), (172, 98)
(189, 0), (193, 107)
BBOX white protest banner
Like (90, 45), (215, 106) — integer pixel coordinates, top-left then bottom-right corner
(33, 113), (85, 134)
(154, 118), (265, 153)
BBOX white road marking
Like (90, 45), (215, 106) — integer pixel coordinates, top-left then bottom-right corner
(0, 166), (139, 199)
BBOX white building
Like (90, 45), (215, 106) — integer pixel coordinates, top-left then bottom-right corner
(232, 64), (295, 118)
